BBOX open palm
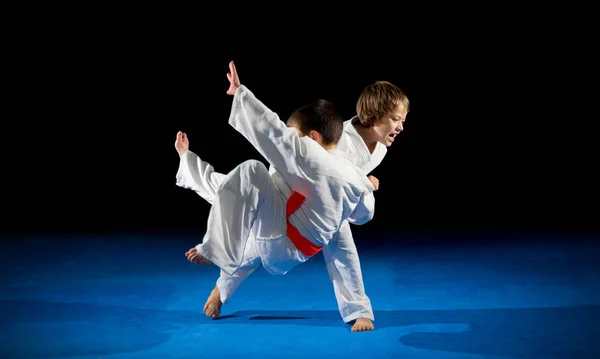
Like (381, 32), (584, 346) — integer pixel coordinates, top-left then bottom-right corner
(226, 61), (241, 95)
(175, 131), (189, 158)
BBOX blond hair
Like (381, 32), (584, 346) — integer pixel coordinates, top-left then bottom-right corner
(355, 81), (409, 127)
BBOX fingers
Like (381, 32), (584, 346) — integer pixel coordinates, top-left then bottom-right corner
(227, 60), (235, 80)
(228, 61), (238, 82)
(367, 175), (379, 190)
(176, 131), (189, 143)
(177, 131), (185, 141)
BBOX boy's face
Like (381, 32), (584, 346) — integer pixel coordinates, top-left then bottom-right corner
(372, 104), (407, 147)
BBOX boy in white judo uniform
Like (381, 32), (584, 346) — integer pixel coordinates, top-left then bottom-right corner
(178, 62), (409, 332)
(315, 80), (409, 331)
(178, 61), (376, 322)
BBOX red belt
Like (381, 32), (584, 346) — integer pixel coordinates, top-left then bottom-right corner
(286, 191), (322, 257)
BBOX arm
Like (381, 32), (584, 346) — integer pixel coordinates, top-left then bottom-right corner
(322, 221), (374, 323)
(225, 61), (304, 173)
(347, 190), (375, 225)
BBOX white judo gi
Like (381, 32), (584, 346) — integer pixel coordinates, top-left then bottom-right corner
(176, 111), (387, 323)
(177, 94), (387, 323)
(320, 117), (387, 322)
(176, 85), (375, 285)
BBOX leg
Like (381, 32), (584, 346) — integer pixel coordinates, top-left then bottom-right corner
(196, 159), (284, 276)
(204, 265), (259, 318)
(203, 286), (222, 319)
(177, 150), (228, 266)
(204, 238), (261, 318)
(322, 220), (375, 332)
(175, 150), (227, 205)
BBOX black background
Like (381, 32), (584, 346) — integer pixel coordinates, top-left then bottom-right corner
(2, 12), (597, 240)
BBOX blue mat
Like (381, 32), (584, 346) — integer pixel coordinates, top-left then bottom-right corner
(1, 231), (599, 358)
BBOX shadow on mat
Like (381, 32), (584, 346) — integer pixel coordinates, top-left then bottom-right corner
(211, 305), (600, 358)
(0, 300), (199, 358)
(1, 300), (598, 358)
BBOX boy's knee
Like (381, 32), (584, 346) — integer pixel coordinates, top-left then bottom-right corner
(239, 159), (268, 177)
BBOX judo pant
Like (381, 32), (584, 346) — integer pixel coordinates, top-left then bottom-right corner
(176, 151), (374, 323)
(195, 159), (304, 276)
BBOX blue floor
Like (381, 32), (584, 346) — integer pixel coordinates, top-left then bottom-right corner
(1, 230), (599, 358)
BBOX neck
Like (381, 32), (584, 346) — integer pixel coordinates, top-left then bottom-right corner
(353, 122), (378, 153)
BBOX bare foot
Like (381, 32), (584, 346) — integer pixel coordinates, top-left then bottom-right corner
(351, 318), (375, 332)
(185, 248), (212, 265)
(203, 286), (223, 319)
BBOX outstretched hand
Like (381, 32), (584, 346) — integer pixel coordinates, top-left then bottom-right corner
(226, 61), (241, 95)
(175, 131), (189, 158)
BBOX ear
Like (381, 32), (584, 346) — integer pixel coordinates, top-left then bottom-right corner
(308, 130), (323, 144)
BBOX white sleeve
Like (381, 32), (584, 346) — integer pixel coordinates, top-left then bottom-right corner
(322, 220), (374, 323)
(175, 150), (227, 205)
(228, 85), (305, 173)
(347, 191), (375, 225)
